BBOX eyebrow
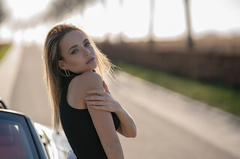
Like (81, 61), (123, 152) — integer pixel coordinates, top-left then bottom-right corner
(68, 39), (89, 53)
(68, 44), (78, 53)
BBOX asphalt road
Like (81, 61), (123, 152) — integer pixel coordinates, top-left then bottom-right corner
(8, 44), (240, 159)
(10, 43), (51, 126)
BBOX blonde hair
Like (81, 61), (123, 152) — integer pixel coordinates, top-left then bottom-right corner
(43, 23), (114, 131)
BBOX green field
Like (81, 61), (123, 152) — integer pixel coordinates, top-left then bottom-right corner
(116, 61), (240, 117)
(0, 44), (11, 61)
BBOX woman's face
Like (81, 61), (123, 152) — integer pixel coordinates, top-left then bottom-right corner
(58, 30), (97, 74)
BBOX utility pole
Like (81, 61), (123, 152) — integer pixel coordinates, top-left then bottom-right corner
(184, 0), (194, 49)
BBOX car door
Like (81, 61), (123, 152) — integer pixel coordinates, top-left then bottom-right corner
(0, 109), (48, 159)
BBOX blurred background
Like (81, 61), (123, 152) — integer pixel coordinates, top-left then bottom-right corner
(0, 0), (240, 158)
(1, 0), (239, 118)
(1, 0), (240, 43)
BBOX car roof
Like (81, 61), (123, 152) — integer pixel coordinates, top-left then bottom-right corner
(0, 109), (27, 118)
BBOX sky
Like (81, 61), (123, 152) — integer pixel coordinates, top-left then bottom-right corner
(1, 0), (240, 44)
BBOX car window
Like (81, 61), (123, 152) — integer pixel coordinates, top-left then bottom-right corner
(0, 119), (35, 159)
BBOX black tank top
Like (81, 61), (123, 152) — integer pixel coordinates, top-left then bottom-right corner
(60, 75), (120, 159)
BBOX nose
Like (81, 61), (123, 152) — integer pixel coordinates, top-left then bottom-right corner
(84, 48), (91, 57)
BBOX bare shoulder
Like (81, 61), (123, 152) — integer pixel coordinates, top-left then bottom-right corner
(71, 71), (103, 89)
(67, 72), (103, 109)
(77, 71), (102, 81)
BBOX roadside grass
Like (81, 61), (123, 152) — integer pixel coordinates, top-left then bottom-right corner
(0, 44), (11, 61)
(116, 61), (240, 117)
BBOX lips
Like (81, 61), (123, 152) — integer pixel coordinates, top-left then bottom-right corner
(86, 57), (95, 64)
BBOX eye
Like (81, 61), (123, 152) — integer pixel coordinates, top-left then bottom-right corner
(71, 49), (78, 54)
(85, 42), (90, 47)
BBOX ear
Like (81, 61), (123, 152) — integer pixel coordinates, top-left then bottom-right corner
(58, 60), (66, 70)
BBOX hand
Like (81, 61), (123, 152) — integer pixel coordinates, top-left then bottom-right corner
(84, 81), (122, 112)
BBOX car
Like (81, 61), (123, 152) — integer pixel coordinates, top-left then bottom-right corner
(0, 99), (74, 159)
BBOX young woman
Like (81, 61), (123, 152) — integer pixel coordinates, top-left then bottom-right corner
(43, 23), (136, 159)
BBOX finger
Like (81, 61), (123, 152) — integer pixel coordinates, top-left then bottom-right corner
(86, 101), (108, 106)
(84, 95), (106, 101)
(103, 81), (111, 94)
(91, 106), (111, 112)
(86, 89), (106, 96)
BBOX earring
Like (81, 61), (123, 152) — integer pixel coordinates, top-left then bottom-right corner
(64, 69), (70, 76)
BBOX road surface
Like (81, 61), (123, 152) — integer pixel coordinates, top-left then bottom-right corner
(6, 43), (240, 159)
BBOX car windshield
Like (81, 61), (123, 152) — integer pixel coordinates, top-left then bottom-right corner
(0, 119), (35, 159)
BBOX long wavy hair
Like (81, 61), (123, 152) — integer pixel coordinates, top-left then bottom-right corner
(43, 23), (114, 131)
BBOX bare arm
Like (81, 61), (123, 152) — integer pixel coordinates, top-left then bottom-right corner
(85, 81), (137, 138)
(115, 106), (137, 138)
(71, 72), (124, 159)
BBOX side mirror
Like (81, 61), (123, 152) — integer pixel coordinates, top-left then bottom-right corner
(0, 98), (7, 109)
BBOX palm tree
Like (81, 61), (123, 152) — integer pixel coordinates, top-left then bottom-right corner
(184, 0), (194, 49)
(149, 0), (155, 43)
(42, 0), (99, 22)
(0, 0), (7, 25)
(149, 0), (155, 53)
